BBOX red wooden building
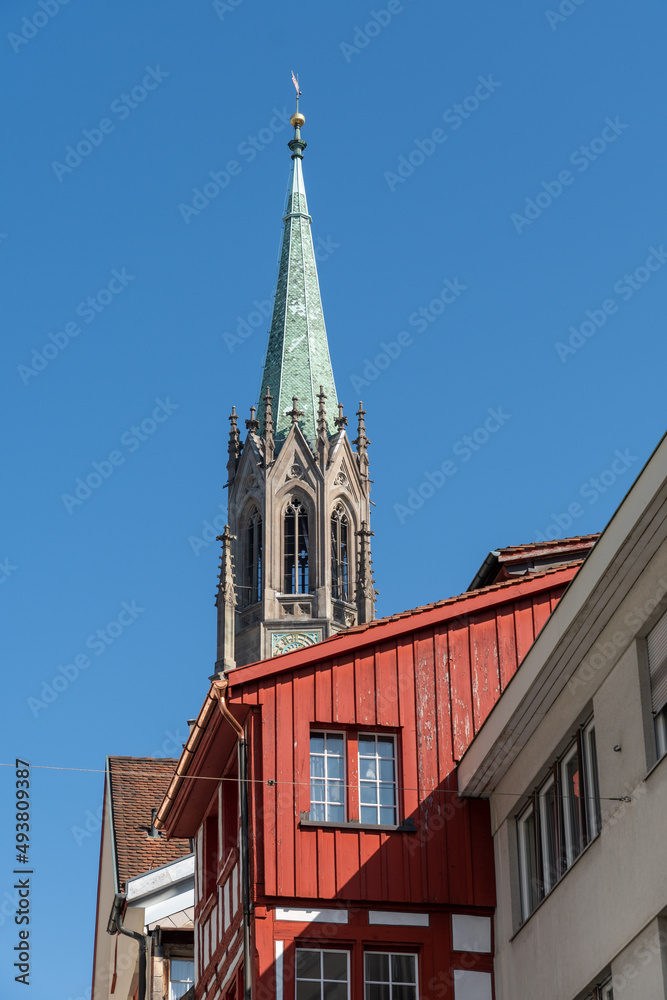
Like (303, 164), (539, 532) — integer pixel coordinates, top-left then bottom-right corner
(156, 544), (594, 1000)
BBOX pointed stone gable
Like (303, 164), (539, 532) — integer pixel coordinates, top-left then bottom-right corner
(259, 134), (338, 449)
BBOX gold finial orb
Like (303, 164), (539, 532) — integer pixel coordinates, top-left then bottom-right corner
(290, 112), (305, 128)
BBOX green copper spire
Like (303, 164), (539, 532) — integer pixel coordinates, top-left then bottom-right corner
(259, 104), (338, 451)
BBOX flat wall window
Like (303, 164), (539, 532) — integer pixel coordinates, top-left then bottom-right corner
(310, 732), (345, 822)
(517, 718), (601, 921)
(584, 721), (601, 837)
(358, 734), (397, 825)
(170, 958), (195, 1000)
(364, 953), (417, 1000)
(538, 777), (558, 893)
(296, 949), (349, 1000)
(561, 744), (582, 867)
(647, 609), (667, 760)
(517, 804), (538, 922)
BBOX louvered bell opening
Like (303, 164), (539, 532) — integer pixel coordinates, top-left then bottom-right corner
(647, 609), (667, 713)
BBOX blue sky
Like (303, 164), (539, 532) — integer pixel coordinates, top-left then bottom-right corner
(2, 0), (666, 995)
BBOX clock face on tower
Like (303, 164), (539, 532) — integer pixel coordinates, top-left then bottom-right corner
(271, 631), (321, 656)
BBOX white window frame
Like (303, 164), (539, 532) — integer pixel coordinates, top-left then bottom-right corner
(538, 775), (557, 894)
(358, 733), (398, 826)
(517, 803), (537, 921)
(364, 951), (418, 1000)
(584, 720), (601, 838)
(600, 979), (614, 1000)
(561, 743), (581, 868)
(295, 948), (350, 1000)
(309, 731), (346, 822)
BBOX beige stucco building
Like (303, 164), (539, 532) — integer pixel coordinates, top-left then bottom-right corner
(459, 433), (667, 999)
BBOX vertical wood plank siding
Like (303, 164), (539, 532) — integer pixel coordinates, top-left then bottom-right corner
(240, 585), (566, 904)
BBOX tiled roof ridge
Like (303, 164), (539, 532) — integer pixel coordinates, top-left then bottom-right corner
(494, 533), (600, 555)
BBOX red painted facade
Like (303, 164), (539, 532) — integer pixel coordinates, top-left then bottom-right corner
(159, 566), (578, 1000)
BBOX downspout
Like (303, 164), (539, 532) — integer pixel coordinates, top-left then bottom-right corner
(213, 677), (252, 1000)
(107, 893), (147, 1000)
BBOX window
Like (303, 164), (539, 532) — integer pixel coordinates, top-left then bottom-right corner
(601, 983), (614, 1000)
(359, 734), (397, 825)
(241, 506), (262, 607)
(365, 953), (417, 1000)
(561, 743), (582, 867)
(296, 949), (349, 1000)
(331, 503), (350, 601)
(647, 609), (667, 760)
(538, 777), (558, 893)
(517, 804), (538, 921)
(170, 958), (194, 1000)
(310, 732), (345, 822)
(284, 497), (310, 594)
(584, 720), (601, 837)
(517, 719), (601, 921)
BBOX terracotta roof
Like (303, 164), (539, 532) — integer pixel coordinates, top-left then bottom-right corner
(108, 756), (192, 891)
(467, 534), (599, 590)
(493, 533), (600, 556)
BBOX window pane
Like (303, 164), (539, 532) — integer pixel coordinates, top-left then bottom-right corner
(361, 759), (377, 780)
(310, 803), (325, 822)
(328, 804), (344, 822)
(539, 780), (558, 894)
(327, 734), (344, 754)
(311, 756), (325, 778)
(361, 805), (377, 824)
(171, 986), (191, 1000)
(297, 951), (322, 980)
(519, 807), (538, 919)
(327, 756), (344, 779)
(366, 986), (389, 1000)
(323, 984), (347, 1000)
(392, 986), (416, 1000)
(310, 734), (325, 754)
(380, 806), (396, 825)
(379, 759), (395, 782)
(358, 738), (376, 756)
(323, 952), (348, 981)
(562, 749), (582, 865)
(171, 959), (194, 979)
(391, 956), (415, 983)
(365, 954), (389, 982)
(379, 785), (396, 806)
(377, 738), (394, 758)
(329, 781), (344, 804)
(360, 783), (378, 804)
(311, 780), (326, 801)
(297, 983), (321, 1000)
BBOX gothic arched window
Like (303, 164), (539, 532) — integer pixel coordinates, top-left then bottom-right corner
(241, 507), (262, 607)
(331, 503), (349, 601)
(284, 497), (310, 594)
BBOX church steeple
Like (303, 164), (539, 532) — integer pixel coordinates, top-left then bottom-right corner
(214, 87), (375, 674)
(259, 106), (338, 450)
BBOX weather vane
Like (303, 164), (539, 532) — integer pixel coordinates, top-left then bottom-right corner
(291, 71), (302, 113)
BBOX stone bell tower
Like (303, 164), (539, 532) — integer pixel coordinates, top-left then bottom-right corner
(213, 98), (376, 673)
